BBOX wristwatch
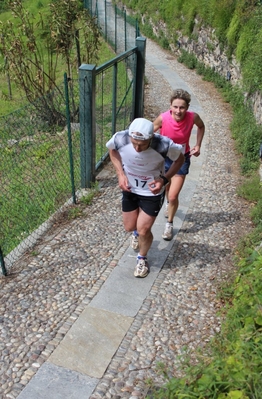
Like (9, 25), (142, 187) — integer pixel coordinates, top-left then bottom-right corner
(160, 175), (170, 187)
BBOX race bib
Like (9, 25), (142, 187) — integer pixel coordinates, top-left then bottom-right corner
(126, 171), (154, 190)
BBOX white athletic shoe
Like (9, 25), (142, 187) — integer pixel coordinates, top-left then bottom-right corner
(134, 258), (149, 278)
(162, 223), (173, 241)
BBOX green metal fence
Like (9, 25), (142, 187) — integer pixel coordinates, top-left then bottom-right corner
(78, 38), (146, 188)
(0, 38), (146, 275)
(0, 79), (80, 275)
(84, 0), (140, 54)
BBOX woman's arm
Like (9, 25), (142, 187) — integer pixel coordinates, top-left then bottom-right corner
(153, 114), (163, 132)
(190, 113), (205, 156)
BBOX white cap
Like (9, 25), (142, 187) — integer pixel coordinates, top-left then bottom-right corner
(129, 118), (154, 140)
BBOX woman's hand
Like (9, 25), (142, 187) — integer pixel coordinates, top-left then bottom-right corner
(190, 145), (200, 157)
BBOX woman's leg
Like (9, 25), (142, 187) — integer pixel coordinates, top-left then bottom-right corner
(166, 174), (186, 223)
(162, 175), (186, 240)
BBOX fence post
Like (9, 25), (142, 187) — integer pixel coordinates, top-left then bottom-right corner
(104, 0), (107, 41)
(136, 19), (140, 37)
(115, 4), (117, 53)
(0, 246), (7, 276)
(79, 64), (96, 188)
(134, 37), (146, 118)
(124, 9), (127, 51)
(64, 73), (76, 204)
(112, 63), (117, 135)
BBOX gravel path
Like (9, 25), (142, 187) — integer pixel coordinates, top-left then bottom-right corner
(0, 39), (252, 399)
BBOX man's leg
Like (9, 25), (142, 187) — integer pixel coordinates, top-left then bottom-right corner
(122, 209), (139, 232)
(123, 208), (156, 278)
(122, 193), (163, 277)
(136, 210), (156, 257)
(132, 210), (156, 278)
(121, 192), (140, 249)
(123, 208), (156, 255)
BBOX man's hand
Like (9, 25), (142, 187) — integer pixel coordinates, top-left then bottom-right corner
(118, 174), (131, 192)
(109, 149), (131, 191)
(148, 178), (165, 194)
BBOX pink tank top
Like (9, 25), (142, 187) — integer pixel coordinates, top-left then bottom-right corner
(160, 110), (195, 154)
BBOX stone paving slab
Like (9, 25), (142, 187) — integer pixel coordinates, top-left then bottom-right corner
(48, 307), (133, 378)
(17, 362), (98, 399)
(89, 246), (169, 317)
(146, 53), (204, 116)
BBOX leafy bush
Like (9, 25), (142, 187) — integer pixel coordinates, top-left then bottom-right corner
(178, 50), (198, 69)
(230, 105), (262, 174)
(237, 173), (262, 202)
(148, 250), (262, 399)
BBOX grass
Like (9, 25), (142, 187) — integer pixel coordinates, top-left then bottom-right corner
(147, 249), (262, 399)
(66, 183), (100, 219)
(0, 2), (135, 260)
(0, 127), (80, 254)
(0, 0), (118, 115)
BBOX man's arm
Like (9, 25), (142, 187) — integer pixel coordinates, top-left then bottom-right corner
(164, 153), (185, 181)
(109, 149), (130, 191)
(148, 153), (185, 194)
(149, 152), (184, 193)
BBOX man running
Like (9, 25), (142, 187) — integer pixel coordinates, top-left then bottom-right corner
(106, 118), (184, 278)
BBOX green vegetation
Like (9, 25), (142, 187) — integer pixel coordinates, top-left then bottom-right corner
(152, 50), (262, 399)
(67, 183), (100, 219)
(116, 0), (262, 94)
(147, 250), (262, 398)
(114, 1), (262, 397)
(0, 124), (81, 255)
(0, 1), (132, 257)
(0, 0), (101, 116)
(0, 51), (132, 256)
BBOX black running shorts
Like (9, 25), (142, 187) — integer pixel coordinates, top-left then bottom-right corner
(122, 191), (165, 217)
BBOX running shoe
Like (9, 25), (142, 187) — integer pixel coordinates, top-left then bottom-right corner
(134, 257), (149, 278)
(162, 223), (173, 240)
(130, 232), (139, 250)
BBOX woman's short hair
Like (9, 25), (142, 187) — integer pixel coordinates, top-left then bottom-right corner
(170, 89), (191, 106)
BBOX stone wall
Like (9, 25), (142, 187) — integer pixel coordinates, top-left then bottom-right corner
(149, 16), (262, 125)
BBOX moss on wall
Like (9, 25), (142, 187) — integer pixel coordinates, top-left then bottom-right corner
(115, 0), (262, 94)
